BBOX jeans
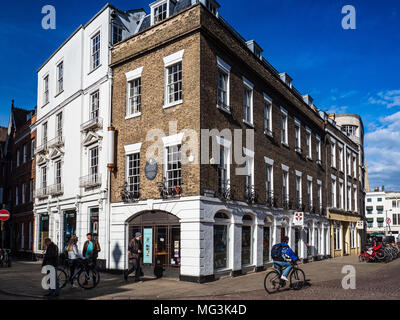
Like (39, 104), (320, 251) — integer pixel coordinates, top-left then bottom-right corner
(68, 259), (78, 284)
(126, 258), (142, 280)
(273, 261), (292, 277)
(48, 267), (60, 295)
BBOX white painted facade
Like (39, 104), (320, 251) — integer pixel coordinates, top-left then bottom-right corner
(110, 195), (330, 279)
(32, 5), (146, 263)
(366, 191), (400, 236)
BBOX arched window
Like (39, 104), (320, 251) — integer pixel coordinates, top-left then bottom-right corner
(243, 214), (253, 221)
(215, 212), (230, 220)
(214, 212), (230, 271)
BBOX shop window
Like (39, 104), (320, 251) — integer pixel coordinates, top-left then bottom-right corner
(90, 208), (99, 236)
(63, 210), (76, 249)
(263, 226), (271, 263)
(39, 215), (49, 250)
(214, 225), (228, 270)
(242, 226), (252, 265)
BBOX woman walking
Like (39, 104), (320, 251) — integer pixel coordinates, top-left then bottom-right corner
(66, 236), (83, 288)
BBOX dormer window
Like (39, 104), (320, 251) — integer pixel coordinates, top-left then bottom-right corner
(112, 24), (123, 45)
(152, 1), (168, 25)
(205, 0), (218, 15)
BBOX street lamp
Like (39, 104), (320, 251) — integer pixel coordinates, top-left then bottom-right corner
(386, 209), (392, 236)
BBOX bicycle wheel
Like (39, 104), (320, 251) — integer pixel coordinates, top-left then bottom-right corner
(77, 268), (100, 290)
(290, 268), (306, 290)
(57, 269), (68, 289)
(264, 270), (281, 294)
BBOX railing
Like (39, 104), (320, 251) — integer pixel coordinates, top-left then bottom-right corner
(158, 178), (183, 200)
(218, 181), (232, 201)
(295, 198), (303, 210)
(47, 136), (64, 148)
(120, 183), (140, 203)
(266, 191), (276, 207)
(35, 142), (48, 155)
(48, 184), (64, 196)
(217, 98), (230, 113)
(282, 194), (291, 210)
(264, 128), (273, 137)
(245, 185), (257, 204)
(295, 147), (302, 154)
(80, 117), (103, 132)
(79, 174), (102, 188)
(316, 159), (322, 166)
(36, 187), (49, 198)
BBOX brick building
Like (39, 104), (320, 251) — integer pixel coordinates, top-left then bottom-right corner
(1, 101), (36, 257)
(108, 1), (364, 282)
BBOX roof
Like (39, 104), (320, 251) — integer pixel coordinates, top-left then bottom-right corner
(12, 107), (34, 130)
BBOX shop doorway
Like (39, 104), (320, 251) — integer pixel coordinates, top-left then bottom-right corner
(294, 228), (301, 258)
(128, 211), (181, 278)
(63, 210), (76, 249)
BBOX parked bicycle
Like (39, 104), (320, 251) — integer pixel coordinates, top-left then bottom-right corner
(58, 258), (100, 290)
(264, 260), (305, 294)
(359, 242), (385, 262)
(0, 249), (11, 268)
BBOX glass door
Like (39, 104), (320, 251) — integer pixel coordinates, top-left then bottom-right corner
(170, 227), (181, 267)
(63, 210), (76, 249)
(155, 227), (168, 267)
(294, 228), (301, 257)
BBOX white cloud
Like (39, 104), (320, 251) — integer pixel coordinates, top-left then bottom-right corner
(326, 105), (348, 114)
(365, 111), (400, 190)
(368, 90), (400, 108)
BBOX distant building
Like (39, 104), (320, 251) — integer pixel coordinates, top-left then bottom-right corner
(366, 187), (400, 237)
(1, 101), (36, 257)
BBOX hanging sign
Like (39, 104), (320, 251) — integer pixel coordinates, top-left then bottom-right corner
(0, 210), (10, 222)
(143, 228), (153, 264)
(356, 221), (364, 230)
(293, 212), (304, 226)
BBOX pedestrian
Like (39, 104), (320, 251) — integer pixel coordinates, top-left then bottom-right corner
(42, 238), (60, 297)
(66, 236), (83, 288)
(124, 232), (143, 282)
(83, 233), (101, 266)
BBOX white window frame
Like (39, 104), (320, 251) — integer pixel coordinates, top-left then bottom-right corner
(316, 135), (321, 162)
(150, 0), (169, 25)
(331, 139), (336, 168)
(353, 186), (358, 212)
(295, 172), (302, 206)
(112, 23), (123, 45)
(57, 61), (64, 94)
(265, 157), (274, 201)
(41, 166), (47, 190)
(282, 164), (289, 202)
(244, 147), (255, 190)
(338, 145), (344, 172)
(43, 75), (49, 105)
(307, 176), (313, 207)
(89, 146), (99, 177)
(163, 50), (184, 109)
(353, 154), (357, 177)
(294, 118), (301, 153)
(216, 137), (231, 192)
(217, 57), (231, 113)
(242, 77), (254, 126)
(347, 184), (352, 211)
(56, 112), (63, 138)
(346, 151), (351, 176)
(339, 181), (344, 209)
(55, 160), (62, 185)
(332, 178), (337, 208)
(317, 180), (322, 209)
(126, 153), (141, 195)
(90, 90), (100, 120)
(263, 94), (272, 136)
(280, 107), (288, 146)
(306, 128), (312, 159)
(91, 32), (101, 71)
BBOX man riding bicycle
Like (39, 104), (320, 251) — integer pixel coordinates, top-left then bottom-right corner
(271, 236), (299, 281)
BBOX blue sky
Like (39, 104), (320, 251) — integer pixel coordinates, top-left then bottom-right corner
(0, 0), (399, 190)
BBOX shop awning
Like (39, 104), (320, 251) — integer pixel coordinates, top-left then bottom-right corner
(369, 232), (384, 235)
(366, 206), (373, 210)
(366, 218), (373, 222)
(377, 218), (385, 222)
(376, 206), (384, 211)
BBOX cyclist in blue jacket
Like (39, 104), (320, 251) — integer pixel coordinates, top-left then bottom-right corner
(273, 236), (299, 281)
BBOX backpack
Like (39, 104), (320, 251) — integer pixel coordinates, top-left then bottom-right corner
(271, 243), (284, 260)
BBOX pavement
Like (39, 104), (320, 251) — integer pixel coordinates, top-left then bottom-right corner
(0, 256), (399, 300)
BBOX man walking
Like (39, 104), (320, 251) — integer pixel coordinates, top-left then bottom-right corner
(42, 238), (60, 297)
(124, 232), (143, 282)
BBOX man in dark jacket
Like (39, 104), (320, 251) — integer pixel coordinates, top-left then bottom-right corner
(42, 238), (60, 297)
(124, 232), (143, 282)
(83, 233), (101, 266)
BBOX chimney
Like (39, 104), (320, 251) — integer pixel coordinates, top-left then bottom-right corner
(279, 73), (293, 88)
(374, 187), (379, 192)
(302, 94), (313, 106)
(382, 185), (385, 192)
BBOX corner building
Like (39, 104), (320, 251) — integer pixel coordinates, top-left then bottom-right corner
(109, 0), (364, 282)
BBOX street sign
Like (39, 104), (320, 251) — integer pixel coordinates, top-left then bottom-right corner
(0, 210), (10, 222)
(356, 221), (364, 229)
(386, 218), (391, 225)
(293, 212), (304, 226)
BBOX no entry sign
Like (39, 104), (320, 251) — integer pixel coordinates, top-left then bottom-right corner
(0, 210), (10, 222)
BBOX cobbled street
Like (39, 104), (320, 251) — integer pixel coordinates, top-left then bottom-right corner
(1, 256), (399, 300)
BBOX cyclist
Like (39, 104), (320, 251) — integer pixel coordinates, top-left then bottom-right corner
(272, 236), (299, 281)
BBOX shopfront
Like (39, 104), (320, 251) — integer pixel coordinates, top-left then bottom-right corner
(263, 216), (273, 264)
(90, 208), (99, 236)
(128, 211), (181, 278)
(214, 212), (230, 271)
(242, 215), (254, 266)
(63, 210), (76, 249)
(38, 214), (49, 251)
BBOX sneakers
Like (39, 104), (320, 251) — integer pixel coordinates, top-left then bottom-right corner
(123, 271), (128, 281)
(281, 275), (289, 281)
(70, 283), (77, 288)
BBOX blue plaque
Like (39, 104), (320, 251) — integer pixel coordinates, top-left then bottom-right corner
(145, 159), (158, 181)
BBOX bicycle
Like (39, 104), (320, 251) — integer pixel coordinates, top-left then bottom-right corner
(264, 260), (305, 294)
(58, 258), (100, 290)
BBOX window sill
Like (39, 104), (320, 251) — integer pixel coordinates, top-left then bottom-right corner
(163, 100), (183, 109)
(88, 64), (102, 76)
(41, 102), (50, 108)
(217, 104), (231, 115)
(243, 120), (254, 128)
(125, 112), (142, 120)
(282, 142), (290, 149)
(54, 90), (64, 98)
(307, 156), (313, 161)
